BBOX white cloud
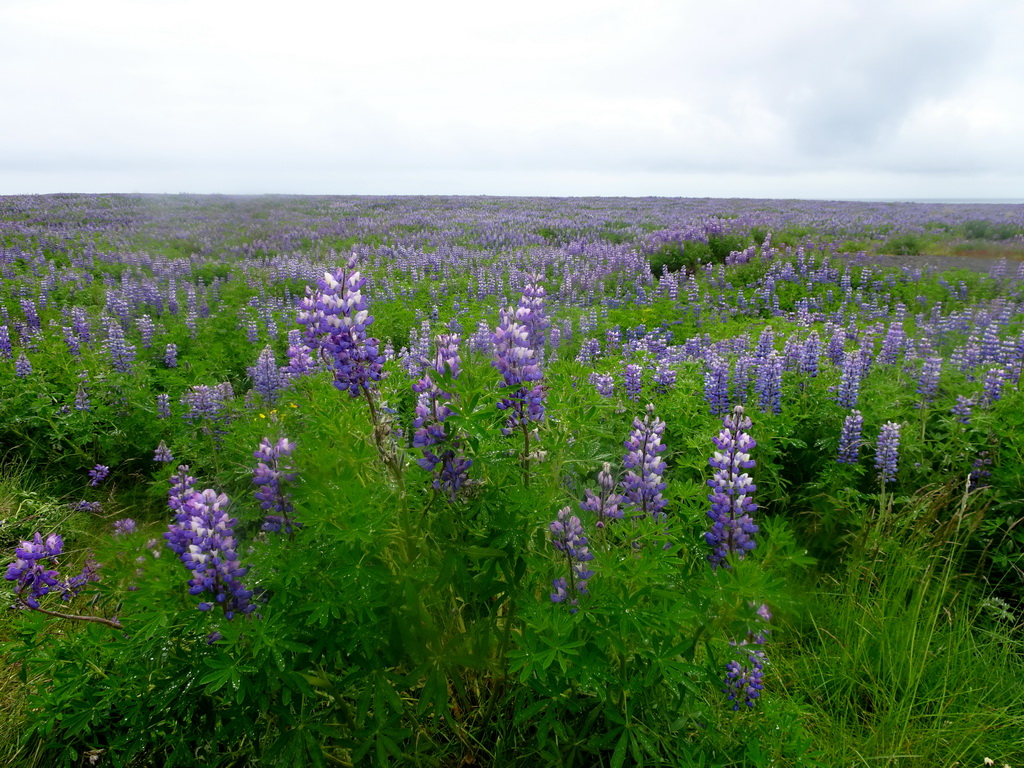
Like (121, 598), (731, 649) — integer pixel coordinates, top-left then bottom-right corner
(1, 0), (1022, 197)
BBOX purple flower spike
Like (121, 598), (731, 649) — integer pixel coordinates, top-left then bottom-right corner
(621, 404), (669, 522)
(164, 488), (254, 621)
(88, 464), (110, 487)
(297, 258), (385, 398)
(705, 405), (758, 569)
(875, 421), (901, 486)
(549, 506), (595, 613)
(254, 437), (300, 535)
(4, 533), (64, 609)
(579, 462), (625, 529)
(837, 410), (863, 465)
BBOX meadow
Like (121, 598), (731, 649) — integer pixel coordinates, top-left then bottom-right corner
(1, 193), (1023, 767)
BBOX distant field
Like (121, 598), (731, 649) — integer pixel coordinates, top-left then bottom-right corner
(1, 194), (1023, 768)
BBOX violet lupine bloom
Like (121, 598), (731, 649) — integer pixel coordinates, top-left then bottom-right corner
(157, 393), (171, 420)
(621, 404), (669, 521)
(837, 351), (862, 409)
(14, 352), (31, 378)
(153, 440), (174, 463)
(104, 323), (136, 375)
(754, 350), (782, 415)
(623, 363), (643, 401)
(837, 410), (864, 465)
(75, 371), (91, 412)
(492, 308), (545, 434)
(168, 465), (196, 515)
(113, 518), (137, 537)
(0, 325), (11, 359)
(800, 331), (821, 379)
(575, 337), (602, 366)
(981, 367), (1007, 408)
(589, 372), (615, 398)
(704, 356), (730, 416)
(516, 273), (550, 352)
(951, 394), (975, 424)
(253, 437), (300, 534)
(549, 506), (595, 613)
(723, 604), (770, 710)
(4, 532), (63, 608)
(248, 345), (282, 403)
(413, 334), (472, 501)
(875, 421), (902, 486)
(579, 462), (625, 529)
(916, 357), (943, 407)
(296, 258), (386, 398)
(164, 343), (177, 368)
(653, 360), (677, 393)
(88, 464), (110, 487)
(705, 405), (758, 569)
(63, 327), (81, 357)
(164, 488), (254, 620)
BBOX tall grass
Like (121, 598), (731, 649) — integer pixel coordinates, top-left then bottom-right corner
(781, 482), (1024, 766)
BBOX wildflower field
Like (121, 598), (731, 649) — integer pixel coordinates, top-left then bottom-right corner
(2, 194), (1024, 767)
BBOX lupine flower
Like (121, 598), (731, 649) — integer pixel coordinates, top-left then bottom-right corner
(754, 350), (782, 414)
(652, 360), (677, 393)
(168, 465), (196, 515)
(703, 355), (730, 415)
(248, 345), (282, 403)
(623, 363), (643, 401)
(576, 337), (602, 366)
(969, 451), (992, 490)
(589, 372), (615, 397)
(951, 394), (975, 424)
(413, 334), (472, 501)
(800, 331), (821, 379)
(164, 343), (178, 368)
(492, 308), (545, 434)
(620, 404), (668, 521)
(837, 410), (863, 465)
(516, 273), (550, 353)
(253, 437), (300, 534)
(723, 604), (770, 710)
(74, 372), (91, 412)
(837, 350), (862, 409)
(0, 325), (11, 359)
(136, 315), (155, 349)
(916, 357), (942, 406)
(706, 405), (758, 569)
(164, 488), (254, 620)
(981, 367), (1007, 408)
(579, 462), (625, 529)
(153, 440), (174, 463)
(157, 393), (171, 420)
(296, 257), (386, 398)
(88, 464), (110, 487)
(14, 352), (31, 378)
(113, 518), (137, 537)
(104, 322), (136, 375)
(549, 506), (595, 613)
(4, 532), (63, 608)
(875, 421), (901, 486)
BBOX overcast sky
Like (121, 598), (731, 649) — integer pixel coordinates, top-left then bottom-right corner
(1, 0), (1022, 199)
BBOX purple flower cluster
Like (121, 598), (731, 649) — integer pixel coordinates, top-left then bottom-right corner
(4, 533), (64, 608)
(621, 404), (668, 521)
(704, 356), (730, 415)
(579, 462), (625, 529)
(837, 410), (863, 465)
(113, 518), (137, 537)
(164, 485), (254, 620)
(254, 437), (300, 535)
(492, 308), (545, 434)
(248, 345), (282, 403)
(589, 372), (615, 398)
(549, 506), (595, 613)
(706, 405), (758, 569)
(153, 440), (174, 463)
(723, 604), (770, 710)
(88, 464), (110, 487)
(412, 334), (472, 501)
(297, 258), (385, 398)
(875, 421), (901, 486)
